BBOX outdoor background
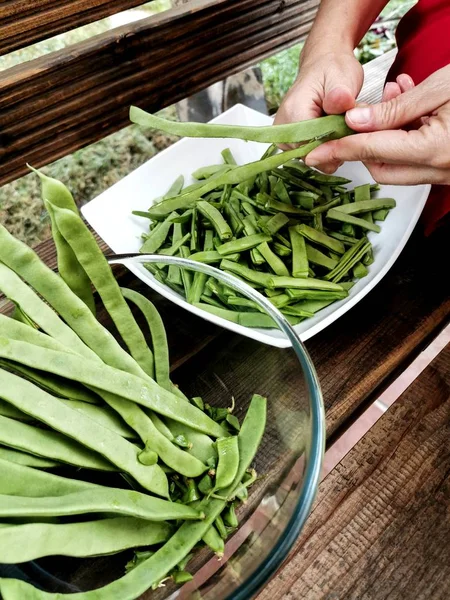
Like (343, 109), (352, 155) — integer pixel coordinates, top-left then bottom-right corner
(0, 0), (414, 245)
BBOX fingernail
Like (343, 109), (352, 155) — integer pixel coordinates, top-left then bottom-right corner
(347, 106), (371, 125)
(397, 73), (414, 90)
(305, 149), (326, 167)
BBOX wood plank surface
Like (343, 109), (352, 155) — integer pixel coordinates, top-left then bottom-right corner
(0, 0), (319, 186)
(257, 337), (450, 600)
(0, 1), (147, 55)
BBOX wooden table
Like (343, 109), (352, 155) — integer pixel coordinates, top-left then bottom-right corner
(1, 50), (449, 598)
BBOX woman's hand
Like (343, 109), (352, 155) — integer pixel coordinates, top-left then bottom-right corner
(274, 52), (364, 126)
(305, 65), (450, 185)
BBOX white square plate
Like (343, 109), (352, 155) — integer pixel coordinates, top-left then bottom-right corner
(82, 104), (430, 348)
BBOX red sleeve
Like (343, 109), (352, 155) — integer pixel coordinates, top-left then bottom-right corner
(387, 0), (450, 236)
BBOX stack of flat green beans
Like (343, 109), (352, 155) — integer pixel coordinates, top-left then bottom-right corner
(130, 109), (396, 328)
(0, 170), (267, 600)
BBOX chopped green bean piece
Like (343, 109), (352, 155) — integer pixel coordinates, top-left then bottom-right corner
(311, 197), (342, 214)
(313, 212), (324, 232)
(167, 223), (183, 285)
(354, 183), (371, 203)
(260, 213), (290, 235)
(327, 231), (360, 245)
(353, 262), (369, 278)
(289, 226), (308, 279)
(192, 164), (232, 180)
(268, 275), (344, 292)
(190, 208), (199, 251)
(221, 148), (237, 165)
(372, 208), (390, 221)
(309, 172), (351, 185)
(189, 251), (222, 263)
(164, 175), (185, 199)
(197, 201), (233, 241)
(265, 198), (311, 217)
(220, 259), (273, 287)
(334, 198), (396, 215)
(327, 208), (381, 233)
(324, 238), (372, 283)
(296, 223), (345, 254)
(217, 233), (272, 256)
(274, 179), (291, 203)
(285, 289), (348, 301)
(273, 242), (292, 257)
(305, 243), (338, 270)
(140, 213), (176, 253)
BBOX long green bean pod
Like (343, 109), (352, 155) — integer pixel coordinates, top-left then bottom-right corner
(50, 203), (155, 379)
(130, 106), (353, 144)
(0, 340), (226, 439)
(29, 167), (95, 314)
(0, 518), (173, 563)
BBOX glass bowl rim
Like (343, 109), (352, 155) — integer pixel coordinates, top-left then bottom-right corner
(108, 254), (326, 600)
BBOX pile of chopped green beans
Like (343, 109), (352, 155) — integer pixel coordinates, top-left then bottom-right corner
(130, 117), (395, 328)
(0, 170), (267, 600)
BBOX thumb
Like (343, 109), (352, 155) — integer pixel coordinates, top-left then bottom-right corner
(322, 61), (363, 115)
(345, 67), (450, 131)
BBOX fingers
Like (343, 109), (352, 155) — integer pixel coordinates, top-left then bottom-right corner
(322, 60), (363, 115)
(396, 73), (415, 93)
(382, 82), (402, 103)
(365, 162), (449, 185)
(345, 64), (450, 132)
(305, 129), (428, 167)
(323, 85), (357, 115)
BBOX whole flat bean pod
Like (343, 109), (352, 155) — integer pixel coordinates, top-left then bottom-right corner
(0, 223), (200, 453)
(0, 517), (173, 563)
(51, 203), (155, 379)
(0, 457), (96, 497)
(0, 368), (170, 497)
(0, 398), (31, 421)
(214, 436), (240, 490)
(120, 290), (216, 465)
(60, 400), (136, 439)
(0, 340), (226, 439)
(121, 288), (171, 391)
(0, 488), (203, 521)
(130, 106), (353, 143)
(29, 168), (95, 314)
(0, 413), (115, 471)
(0, 447), (60, 469)
(0, 360), (101, 404)
(0, 264), (92, 359)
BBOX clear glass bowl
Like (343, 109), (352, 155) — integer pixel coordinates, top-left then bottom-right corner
(3, 257), (325, 599)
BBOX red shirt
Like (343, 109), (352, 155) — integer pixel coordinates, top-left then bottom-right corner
(387, 0), (450, 235)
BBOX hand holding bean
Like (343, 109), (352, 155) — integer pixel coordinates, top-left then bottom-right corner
(305, 65), (450, 185)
